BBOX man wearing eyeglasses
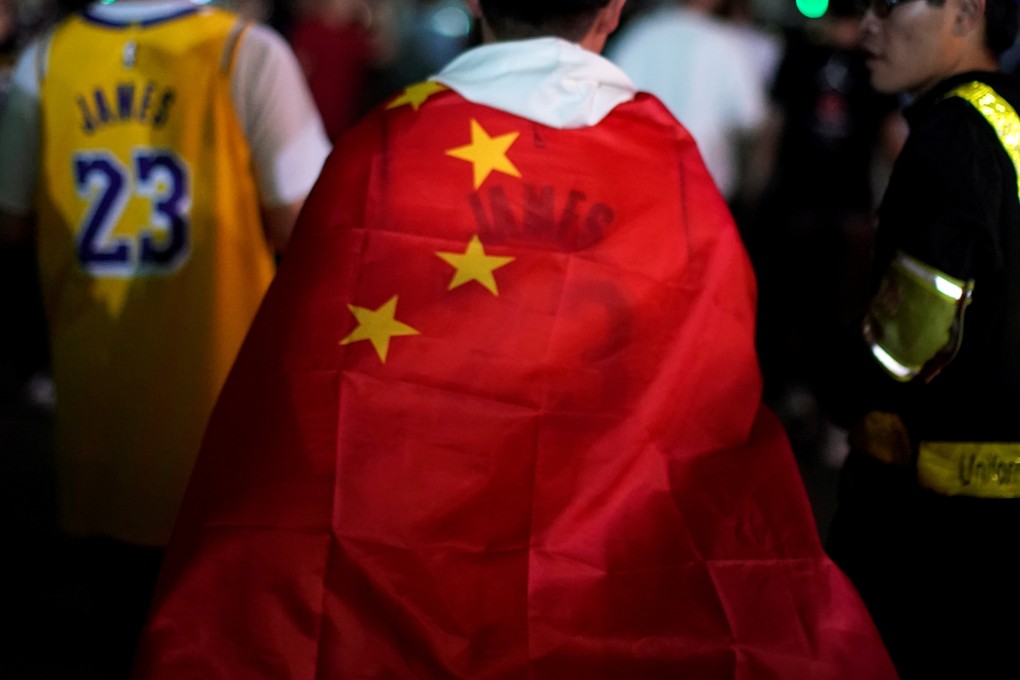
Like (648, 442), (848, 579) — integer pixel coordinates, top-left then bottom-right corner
(825, 0), (1020, 677)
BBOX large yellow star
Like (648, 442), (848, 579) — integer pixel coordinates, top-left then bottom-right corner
(339, 296), (419, 363)
(445, 119), (522, 189)
(436, 235), (515, 296)
(386, 81), (447, 111)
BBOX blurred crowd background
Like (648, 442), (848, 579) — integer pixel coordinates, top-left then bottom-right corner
(2, 0), (1019, 676)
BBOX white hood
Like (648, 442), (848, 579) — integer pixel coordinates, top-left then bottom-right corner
(433, 37), (637, 129)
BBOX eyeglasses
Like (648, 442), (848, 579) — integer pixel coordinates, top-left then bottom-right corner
(856, 0), (925, 18)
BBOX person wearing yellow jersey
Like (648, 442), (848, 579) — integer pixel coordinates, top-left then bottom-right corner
(0, 0), (330, 674)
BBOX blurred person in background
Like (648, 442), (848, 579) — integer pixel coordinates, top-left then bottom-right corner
(824, 0), (1020, 676)
(135, 0), (895, 676)
(0, 0), (329, 675)
(714, 0), (783, 106)
(708, 0), (783, 230)
(288, 0), (396, 140)
(747, 0), (902, 457)
(607, 0), (767, 203)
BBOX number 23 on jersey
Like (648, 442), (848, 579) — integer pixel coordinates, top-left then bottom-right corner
(74, 147), (191, 277)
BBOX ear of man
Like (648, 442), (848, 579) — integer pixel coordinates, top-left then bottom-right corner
(579, 0), (628, 51)
(593, 0), (627, 36)
(952, 0), (985, 38)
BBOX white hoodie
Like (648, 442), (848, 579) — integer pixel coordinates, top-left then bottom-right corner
(433, 37), (638, 130)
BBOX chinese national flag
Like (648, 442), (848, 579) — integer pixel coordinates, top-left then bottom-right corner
(134, 85), (895, 678)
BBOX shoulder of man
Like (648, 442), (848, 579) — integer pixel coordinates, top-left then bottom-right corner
(902, 84), (1012, 163)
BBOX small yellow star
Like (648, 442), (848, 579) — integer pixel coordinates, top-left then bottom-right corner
(340, 296), (420, 363)
(445, 119), (521, 189)
(436, 235), (515, 296)
(386, 81), (447, 111)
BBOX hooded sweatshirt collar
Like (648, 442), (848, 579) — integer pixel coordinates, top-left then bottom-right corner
(433, 37), (637, 129)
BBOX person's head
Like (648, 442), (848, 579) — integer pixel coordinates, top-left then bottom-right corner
(466, 0), (626, 52)
(859, 0), (1019, 96)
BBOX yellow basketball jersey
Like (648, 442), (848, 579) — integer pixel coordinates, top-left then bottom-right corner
(35, 7), (276, 546)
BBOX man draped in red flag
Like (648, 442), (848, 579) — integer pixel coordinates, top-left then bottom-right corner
(135, 1), (896, 677)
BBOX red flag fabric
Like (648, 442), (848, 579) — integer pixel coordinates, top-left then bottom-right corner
(135, 87), (896, 679)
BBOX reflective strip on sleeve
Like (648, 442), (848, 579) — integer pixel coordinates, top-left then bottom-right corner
(918, 442), (1020, 498)
(947, 81), (1020, 202)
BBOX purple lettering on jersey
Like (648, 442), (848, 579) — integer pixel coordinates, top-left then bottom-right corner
(117, 82), (136, 120)
(77, 95), (97, 134)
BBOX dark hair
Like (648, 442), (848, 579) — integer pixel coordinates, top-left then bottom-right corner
(926, 0), (1020, 56)
(985, 0), (1020, 56)
(478, 0), (612, 42)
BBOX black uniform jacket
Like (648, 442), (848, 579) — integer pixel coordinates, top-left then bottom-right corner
(838, 71), (1020, 446)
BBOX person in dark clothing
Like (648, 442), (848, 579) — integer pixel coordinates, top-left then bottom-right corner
(826, 1), (1020, 678)
(750, 2), (901, 445)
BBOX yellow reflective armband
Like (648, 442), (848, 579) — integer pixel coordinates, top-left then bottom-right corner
(863, 251), (974, 382)
(918, 442), (1020, 498)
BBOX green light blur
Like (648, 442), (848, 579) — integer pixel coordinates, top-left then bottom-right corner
(796, 0), (829, 18)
